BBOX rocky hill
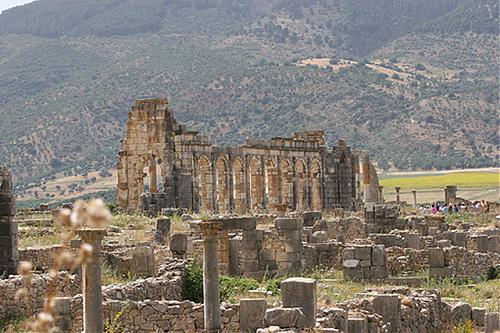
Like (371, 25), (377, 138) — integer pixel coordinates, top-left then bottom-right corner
(0, 0), (497, 186)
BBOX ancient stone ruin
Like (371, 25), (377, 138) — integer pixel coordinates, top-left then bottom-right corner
(117, 98), (381, 214)
(0, 166), (18, 276)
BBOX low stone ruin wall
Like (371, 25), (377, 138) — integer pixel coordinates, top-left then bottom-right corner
(68, 299), (240, 333)
(0, 272), (80, 324)
(429, 246), (500, 279)
(341, 245), (388, 282)
(0, 259), (186, 325)
(19, 246), (60, 271)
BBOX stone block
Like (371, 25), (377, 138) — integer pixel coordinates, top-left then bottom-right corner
(372, 294), (400, 332)
(281, 277), (317, 328)
(302, 211), (322, 226)
(359, 259), (371, 267)
(452, 301), (472, 326)
(485, 312), (499, 333)
(489, 236), (500, 253)
(275, 218), (303, 230)
(454, 232), (468, 248)
(472, 307), (486, 326)
(344, 267), (364, 281)
(310, 231), (328, 243)
(265, 307), (306, 328)
(131, 244), (155, 278)
(429, 267), (453, 279)
(243, 230), (264, 242)
(222, 217), (256, 230)
(476, 235), (489, 253)
(370, 265), (388, 281)
(348, 318), (367, 333)
(241, 241), (262, 250)
(170, 233), (191, 254)
(259, 249), (276, 262)
(240, 298), (267, 332)
(276, 252), (300, 262)
(229, 238), (240, 276)
(354, 246), (371, 260)
(341, 247), (355, 260)
(429, 248), (445, 268)
(241, 260), (260, 272)
(156, 218), (171, 233)
(371, 245), (386, 266)
(404, 233), (421, 250)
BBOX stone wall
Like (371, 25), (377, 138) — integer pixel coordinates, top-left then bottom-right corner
(342, 245), (388, 282)
(68, 299), (240, 333)
(0, 259), (185, 325)
(429, 246), (500, 279)
(0, 272), (80, 324)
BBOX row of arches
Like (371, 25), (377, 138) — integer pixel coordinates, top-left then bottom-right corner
(197, 155), (322, 214)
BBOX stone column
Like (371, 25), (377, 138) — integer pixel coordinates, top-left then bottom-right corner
(378, 186), (384, 203)
(395, 187), (401, 205)
(77, 229), (106, 333)
(201, 221), (221, 332)
(445, 185), (457, 204)
(0, 166), (18, 276)
(412, 190), (417, 208)
(362, 151), (372, 203)
(149, 157), (158, 193)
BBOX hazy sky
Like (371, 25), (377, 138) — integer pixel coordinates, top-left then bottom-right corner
(0, 0), (36, 13)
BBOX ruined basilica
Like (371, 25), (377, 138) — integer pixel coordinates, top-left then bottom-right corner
(117, 98), (381, 213)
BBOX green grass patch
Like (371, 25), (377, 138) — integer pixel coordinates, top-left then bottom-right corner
(380, 172), (499, 190)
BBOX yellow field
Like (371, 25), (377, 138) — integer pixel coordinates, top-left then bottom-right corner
(380, 172), (499, 190)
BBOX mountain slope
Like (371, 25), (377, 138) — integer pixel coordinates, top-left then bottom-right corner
(0, 0), (497, 187)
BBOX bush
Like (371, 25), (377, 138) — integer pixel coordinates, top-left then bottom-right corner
(182, 260), (204, 303)
(487, 265), (500, 280)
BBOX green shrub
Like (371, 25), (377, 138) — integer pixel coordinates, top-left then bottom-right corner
(487, 265), (500, 280)
(182, 260), (204, 303)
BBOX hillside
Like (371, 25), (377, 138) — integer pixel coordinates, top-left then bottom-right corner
(0, 0), (498, 191)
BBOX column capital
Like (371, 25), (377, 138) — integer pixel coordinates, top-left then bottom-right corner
(395, 186), (401, 192)
(200, 221), (221, 239)
(76, 228), (107, 243)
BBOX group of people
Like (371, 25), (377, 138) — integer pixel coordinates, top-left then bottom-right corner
(419, 200), (489, 215)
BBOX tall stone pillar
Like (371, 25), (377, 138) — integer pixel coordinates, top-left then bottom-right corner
(149, 158), (158, 193)
(0, 166), (18, 276)
(77, 229), (106, 333)
(201, 221), (221, 332)
(378, 186), (384, 203)
(362, 151), (374, 203)
(395, 187), (401, 205)
(445, 185), (457, 204)
(412, 190), (417, 208)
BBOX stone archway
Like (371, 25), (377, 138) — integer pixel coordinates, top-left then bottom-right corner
(232, 157), (246, 214)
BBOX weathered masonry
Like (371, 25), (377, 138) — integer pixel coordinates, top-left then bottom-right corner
(117, 98), (380, 213)
(0, 166), (18, 275)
